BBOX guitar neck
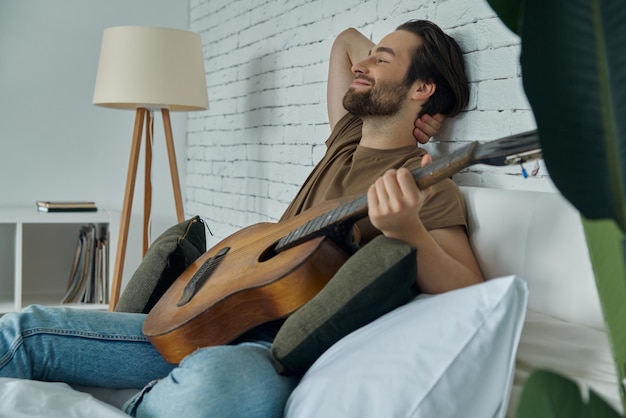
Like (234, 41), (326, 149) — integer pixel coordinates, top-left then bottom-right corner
(276, 142), (478, 252)
(411, 142), (477, 189)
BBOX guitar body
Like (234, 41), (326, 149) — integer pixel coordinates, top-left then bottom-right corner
(143, 202), (353, 364)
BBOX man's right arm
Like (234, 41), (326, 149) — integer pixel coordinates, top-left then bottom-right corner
(327, 28), (373, 131)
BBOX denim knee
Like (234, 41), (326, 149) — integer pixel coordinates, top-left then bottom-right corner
(130, 342), (300, 418)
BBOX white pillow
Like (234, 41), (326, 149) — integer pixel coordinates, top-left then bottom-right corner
(285, 275), (528, 418)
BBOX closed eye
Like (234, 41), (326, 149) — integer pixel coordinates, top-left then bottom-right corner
(368, 47), (394, 64)
(374, 46), (396, 63)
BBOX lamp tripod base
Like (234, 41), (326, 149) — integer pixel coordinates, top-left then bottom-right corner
(108, 107), (184, 311)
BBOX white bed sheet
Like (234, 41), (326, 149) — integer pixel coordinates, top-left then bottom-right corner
(0, 378), (130, 418)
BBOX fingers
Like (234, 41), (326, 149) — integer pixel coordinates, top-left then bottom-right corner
(369, 168), (421, 213)
(395, 168), (420, 204)
(368, 168), (426, 239)
(413, 113), (445, 144)
(368, 170), (396, 212)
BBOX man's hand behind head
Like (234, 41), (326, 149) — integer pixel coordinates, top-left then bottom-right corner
(413, 113), (444, 144)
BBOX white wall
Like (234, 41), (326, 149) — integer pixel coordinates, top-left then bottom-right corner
(0, 0), (190, 286)
(187, 0), (556, 245)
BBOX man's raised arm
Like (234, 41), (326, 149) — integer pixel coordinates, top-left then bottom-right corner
(327, 28), (373, 130)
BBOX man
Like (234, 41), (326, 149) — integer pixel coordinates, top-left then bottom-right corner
(0, 20), (483, 417)
(282, 21), (482, 293)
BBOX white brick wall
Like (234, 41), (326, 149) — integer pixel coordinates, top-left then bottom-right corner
(187, 0), (553, 242)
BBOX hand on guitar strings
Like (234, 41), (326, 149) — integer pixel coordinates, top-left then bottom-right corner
(367, 154), (433, 241)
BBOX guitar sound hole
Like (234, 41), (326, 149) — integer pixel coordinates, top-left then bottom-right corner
(258, 241), (280, 263)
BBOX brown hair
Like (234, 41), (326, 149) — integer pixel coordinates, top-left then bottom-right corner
(396, 20), (469, 117)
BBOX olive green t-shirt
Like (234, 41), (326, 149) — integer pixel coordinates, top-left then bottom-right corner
(280, 113), (467, 244)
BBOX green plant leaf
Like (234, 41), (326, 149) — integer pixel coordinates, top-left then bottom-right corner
(516, 370), (620, 418)
(587, 391), (623, 417)
(516, 370), (582, 418)
(485, 0), (525, 35)
(582, 217), (626, 408)
(520, 0), (626, 231)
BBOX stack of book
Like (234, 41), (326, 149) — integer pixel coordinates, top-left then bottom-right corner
(37, 201), (97, 213)
(61, 224), (109, 304)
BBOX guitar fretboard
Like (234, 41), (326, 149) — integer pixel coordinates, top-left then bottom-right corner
(275, 195), (368, 252)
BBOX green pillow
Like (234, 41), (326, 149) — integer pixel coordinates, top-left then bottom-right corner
(270, 235), (419, 375)
(115, 216), (206, 314)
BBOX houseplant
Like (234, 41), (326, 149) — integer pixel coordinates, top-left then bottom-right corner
(485, 0), (626, 415)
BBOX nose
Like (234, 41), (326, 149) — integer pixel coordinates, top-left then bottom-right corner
(351, 56), (370, 76)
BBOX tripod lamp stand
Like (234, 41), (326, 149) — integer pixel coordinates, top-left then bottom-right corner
(92, 26), (208, 310)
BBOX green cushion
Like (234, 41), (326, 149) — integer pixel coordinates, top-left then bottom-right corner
(115, 216), (206, 314)
(270, 235), (419, 375)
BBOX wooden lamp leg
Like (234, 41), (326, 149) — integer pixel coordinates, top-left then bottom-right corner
(109, 108), (146, 311)
(162, 108), (185, 223)
(143, 111), (154, 256)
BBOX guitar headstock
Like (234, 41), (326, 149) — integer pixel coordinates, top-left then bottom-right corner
(472, 130), (542, 166)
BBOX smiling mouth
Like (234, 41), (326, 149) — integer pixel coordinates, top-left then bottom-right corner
(351, 77), (373, 88)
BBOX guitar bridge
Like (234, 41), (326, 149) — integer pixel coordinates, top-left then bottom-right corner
(177, 246), (230, 307)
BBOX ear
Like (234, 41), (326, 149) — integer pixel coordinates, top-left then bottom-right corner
(410, 80), (436, 101)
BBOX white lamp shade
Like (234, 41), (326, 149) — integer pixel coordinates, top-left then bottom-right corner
(93, 26), (208, 111)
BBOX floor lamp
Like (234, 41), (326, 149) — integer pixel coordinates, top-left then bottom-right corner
(92, 26), (208, 311)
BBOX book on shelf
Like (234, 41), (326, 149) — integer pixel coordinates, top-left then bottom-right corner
(61, 224), (109, 305)
(36, 201), (97, 212)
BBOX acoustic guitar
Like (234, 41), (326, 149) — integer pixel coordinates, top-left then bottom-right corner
(143, 130), (542, 363)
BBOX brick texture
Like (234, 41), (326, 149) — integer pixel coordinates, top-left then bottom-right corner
(188, 0), (551, 241)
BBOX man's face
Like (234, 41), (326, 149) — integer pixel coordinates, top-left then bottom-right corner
(343, 30), (422, 117)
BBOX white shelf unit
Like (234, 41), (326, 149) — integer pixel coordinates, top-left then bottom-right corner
(0, 207), (118, 313)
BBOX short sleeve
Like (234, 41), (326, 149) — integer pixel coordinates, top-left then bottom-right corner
(419, 178), (467, 231)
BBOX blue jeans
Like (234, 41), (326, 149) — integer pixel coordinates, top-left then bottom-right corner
(0, 305), (300, 417)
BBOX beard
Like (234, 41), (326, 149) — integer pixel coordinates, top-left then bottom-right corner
(342, 77), (411, 117)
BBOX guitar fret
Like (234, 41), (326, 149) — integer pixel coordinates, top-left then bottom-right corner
(290, 224), (307, 242)
(283, 230), (297, 246)
(334, 204), (349, 224)
(340, 198), (353, 215)
(301, 218), (316, 237)
(323, 207), (338, 228)
(280, 223), (306, 249)
(315, 211), (329, 229)
(351, 195), (368, 216)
